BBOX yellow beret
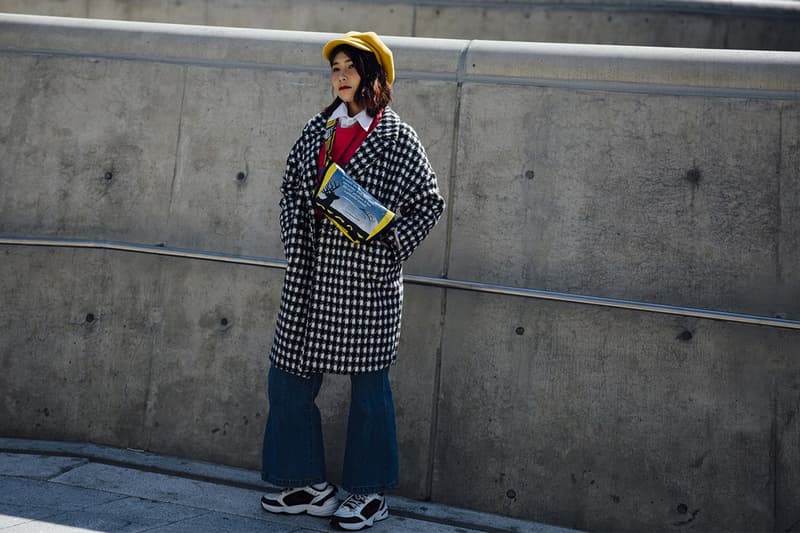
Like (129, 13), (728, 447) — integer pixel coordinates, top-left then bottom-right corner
(323, 31), (395, 84)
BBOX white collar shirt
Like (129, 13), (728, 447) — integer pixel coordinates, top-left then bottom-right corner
(329, 102), (373, 131)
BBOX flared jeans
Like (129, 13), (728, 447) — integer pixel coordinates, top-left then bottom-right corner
(261, 365), (399, 494)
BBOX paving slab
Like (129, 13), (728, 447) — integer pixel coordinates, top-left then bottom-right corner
(0, 439), (581, 532)
(0, 453), (87, 479)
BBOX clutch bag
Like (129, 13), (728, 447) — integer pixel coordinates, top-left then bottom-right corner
(314, 162), (395, 243)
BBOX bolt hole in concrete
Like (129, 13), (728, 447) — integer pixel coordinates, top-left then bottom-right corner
(515, 326), (525, 335)
(218, 317), (234, 333)
(104, 171), (113, 180)
(85, 313), (95, 323)
(236, 171), (247, 182)
(677, 503), (688, 514)
(684, 167), (701, 185)
(525, 170), (535, 180)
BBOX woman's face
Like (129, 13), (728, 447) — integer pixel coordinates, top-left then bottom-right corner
(330, 51), (362, 114)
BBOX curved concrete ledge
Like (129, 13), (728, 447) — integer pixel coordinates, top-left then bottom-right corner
(2, 0), (800, 48)
(0, 14), (339, 71)
(1, 14), (798, 95)
(467, 40), (800, 93)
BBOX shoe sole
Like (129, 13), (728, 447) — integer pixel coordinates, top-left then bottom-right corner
(333, 507), (389, 530)
(261, 498), (339, 517)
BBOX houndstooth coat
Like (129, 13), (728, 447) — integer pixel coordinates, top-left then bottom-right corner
(269, 107), (445, 377)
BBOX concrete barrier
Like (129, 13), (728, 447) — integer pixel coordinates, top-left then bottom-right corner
(1, 14), (799, 532)
(2, 0), (800, 50)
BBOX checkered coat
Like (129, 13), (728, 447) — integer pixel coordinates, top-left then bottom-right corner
(269, 107), (445, 377)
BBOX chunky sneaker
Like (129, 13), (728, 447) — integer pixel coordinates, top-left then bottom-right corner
(331, 493), (389, 530)
(260, 482), (339, 516)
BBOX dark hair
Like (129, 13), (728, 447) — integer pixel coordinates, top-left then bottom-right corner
(323, 44), (392, 117)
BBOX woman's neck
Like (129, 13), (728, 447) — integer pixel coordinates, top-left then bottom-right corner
(346, 101), (363, 116)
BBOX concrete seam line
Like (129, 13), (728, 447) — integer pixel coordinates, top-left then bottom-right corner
(423, 37), (473, 502)
(2, 236), (799, 330)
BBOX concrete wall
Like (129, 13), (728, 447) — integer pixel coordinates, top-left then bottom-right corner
(1, 13), (800, 532)
(2, 0), (800, 50)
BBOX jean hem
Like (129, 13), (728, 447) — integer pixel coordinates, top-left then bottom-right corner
(342, 481), (399, 495)
(261, 472), (327, 489)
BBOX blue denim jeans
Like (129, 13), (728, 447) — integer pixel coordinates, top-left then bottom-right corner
(261, 366), (399, 494)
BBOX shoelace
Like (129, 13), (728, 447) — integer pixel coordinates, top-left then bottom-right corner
(280, 483), (326, 497)
(278, 487), (297, 497)
(341, 493), (370, 510)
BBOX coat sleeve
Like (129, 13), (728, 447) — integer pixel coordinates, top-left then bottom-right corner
(279, 124), (314, 259)
(391, 126), (445, 263)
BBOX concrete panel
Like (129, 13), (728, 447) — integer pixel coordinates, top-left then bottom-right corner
(164, 67), (326, 259)
(433, 289), (800, 532)
(0, 247), (159, 447)
(126, 255), (281, 468)
(776, 103), (800, 529)
(779, 103), (800, 320)
(776, 365), (800, 533)
(88, 0), (207, 25)
(725, 15), (800, 52)
(206, 0), (414, 36)
(0, 0), (87, 17)
(449, 83), (794, 318)
(414, 5), (727, 48)
(0, 54), (182, 243)
(0, 246), (281, 466)
(389, 79), (457, 276)
(0, 54), (31, 140)
(391, 286), (445, 499)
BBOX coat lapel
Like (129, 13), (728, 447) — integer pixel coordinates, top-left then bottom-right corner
(344, 108), (400, 178)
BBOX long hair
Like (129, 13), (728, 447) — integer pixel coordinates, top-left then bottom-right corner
(323, 44), (393, 117)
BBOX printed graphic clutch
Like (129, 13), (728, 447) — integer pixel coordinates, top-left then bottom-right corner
(314, 162), (395, 243)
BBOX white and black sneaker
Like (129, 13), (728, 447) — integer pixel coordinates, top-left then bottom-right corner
(260, 482), (339, 517)
(331, 493), (389, 530)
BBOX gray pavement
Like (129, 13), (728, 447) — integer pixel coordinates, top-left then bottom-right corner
(0, 438), (579, 533)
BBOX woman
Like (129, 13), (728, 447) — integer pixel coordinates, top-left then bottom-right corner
(260, 31), (445, 531)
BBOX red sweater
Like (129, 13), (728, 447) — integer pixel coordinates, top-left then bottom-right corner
(317, 109), (383, 170)
(315, 110), (383, 221)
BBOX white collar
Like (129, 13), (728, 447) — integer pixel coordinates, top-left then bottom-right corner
(329, 102), (373, 131)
